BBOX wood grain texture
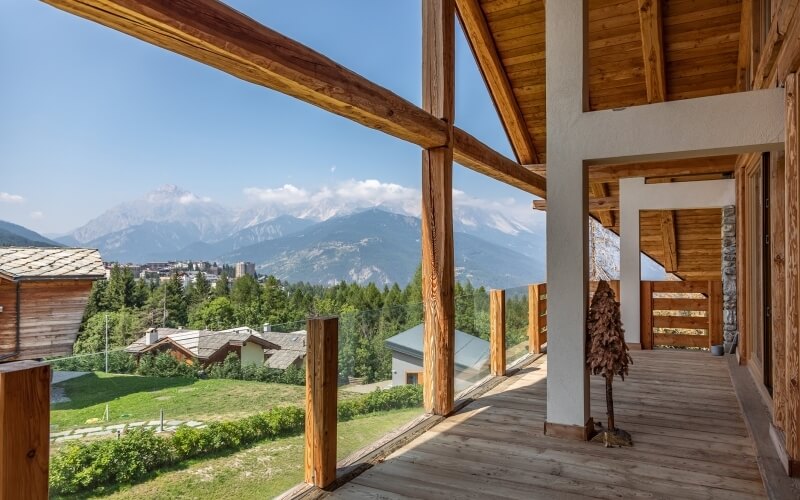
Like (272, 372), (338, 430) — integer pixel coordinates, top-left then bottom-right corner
(490, 289), (506, 376)
(0, 361), (50, 500)
(532, 197), (618, 211)
(771, 153), (787, 431)
(329, 351), (766, 499)
(784, 72), (800, 462)
(456, 0), (538, 164)
(708, 280), (723, 347)
(640, 281), (654, 350)
(660, 211), (678, 272)
(637, 0), (667, 102)
(422, 0), (456, 417)
(528, 284), (546, 354)
(304, 317), (338, 487)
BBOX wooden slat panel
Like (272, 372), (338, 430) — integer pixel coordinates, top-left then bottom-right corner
(652, 281), (711, 294)
(653, 333), (710, 348)
(653, 298), (708, 311)
(653, 315), (709, 330)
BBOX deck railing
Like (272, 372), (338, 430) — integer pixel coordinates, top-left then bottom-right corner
(641, 280), (723, 349)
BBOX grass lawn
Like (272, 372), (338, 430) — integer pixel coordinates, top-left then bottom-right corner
(51, 372), (355, 430)
(85, 407), (423, 500)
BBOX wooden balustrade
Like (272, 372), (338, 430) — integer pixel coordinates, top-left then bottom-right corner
(489, 289), (506, 376)
(640, 280), (723, 349)
(305, 316), (338, 488)
(528, 283), (547, 354)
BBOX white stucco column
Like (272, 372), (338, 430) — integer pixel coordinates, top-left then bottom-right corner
(545, 0), (591, 431)
(619, 178), (736, 344)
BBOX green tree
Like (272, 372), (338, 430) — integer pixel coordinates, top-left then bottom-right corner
(73, 310), (144, 354)
(188, 296), (236, 330)
(105, 265), (136, 311)
(164, 273), (188, 327)
(214, 273), (231, 298)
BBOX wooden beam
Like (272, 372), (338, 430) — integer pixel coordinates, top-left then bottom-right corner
(784, 72), (800, 466)
(529, 156), (737, 183)
(422, 0), (456, 417)
(528, 284), (546, 355)
(736, 0), (753, 91)
(42, 0), (547, 197)
(590, 183), (615, 227)
(637, 0), (666, 103)
(456, 0), (538, 164)
(489, 289), (506, 377)
(304, 316), (338, 488)
(772, 153), (787, 432)
(660, 211), (677, 273)
(454, 129), (545, 197)
(640, 281), (654, 350)
(0, 361), (50, 500)
(532, 197), (618, 212)
(708, 280), (723, 348)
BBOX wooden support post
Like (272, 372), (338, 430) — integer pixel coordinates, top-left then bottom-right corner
(490, 289), (506, 376)
(771, 152), (787, 432)
(784, 72), (800, 473)
(421, 0), (455, 416)
(0, 361), (50, 500)
(640, 281), (654, 350)
(304, 316), (338, 488)
(529, 284), (543, 354)
(660, 211), (678, 273)
(708, 280), (723, 348)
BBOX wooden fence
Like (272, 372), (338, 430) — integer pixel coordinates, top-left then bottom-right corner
(641, 280), (723, 349)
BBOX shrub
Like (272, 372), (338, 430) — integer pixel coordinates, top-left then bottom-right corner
(136, 351), (196, 378)
(49, 385), (419, 495)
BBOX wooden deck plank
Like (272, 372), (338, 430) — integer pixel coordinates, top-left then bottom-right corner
(325, 351), (765, 499)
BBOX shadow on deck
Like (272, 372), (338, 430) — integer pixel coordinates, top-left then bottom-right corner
(328, 350), (765, 499)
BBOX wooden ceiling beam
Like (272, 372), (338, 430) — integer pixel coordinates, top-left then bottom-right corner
(454, 128), (545, 197)
(637, 0), (666, 103)
(736, 0), (753, 91)
(456, 0), (539, 164)
(527, 156), (737, 182)
(532, 197), (618, 212)
(660, 210), (678, 273)
(42, 0), (547, 197)
(590, 182), (615, 227)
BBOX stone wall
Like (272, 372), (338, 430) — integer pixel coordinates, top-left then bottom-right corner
(722, 205), (737, 351)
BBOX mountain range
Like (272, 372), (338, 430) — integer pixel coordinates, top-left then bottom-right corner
(1, 184), (662, 287)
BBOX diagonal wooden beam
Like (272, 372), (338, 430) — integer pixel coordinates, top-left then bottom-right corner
(736, 0), (753, 91)
(456, 0), (539, 164)
(637, 0), (666, 103)
(42, 0), (547, 196)
(590, 182), (615, 227)
(659, 210), (677, 273)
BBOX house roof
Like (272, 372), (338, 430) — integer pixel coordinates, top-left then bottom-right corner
(263, 330), (306, 369)
(385, 324), (490, 372)
(126, 326), (279, 360)
(0, 247), (105, 281)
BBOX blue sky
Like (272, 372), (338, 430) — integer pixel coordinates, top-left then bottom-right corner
(0, 0), (530, 234)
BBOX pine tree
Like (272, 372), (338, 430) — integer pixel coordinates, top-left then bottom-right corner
(586, 280), (633, 447)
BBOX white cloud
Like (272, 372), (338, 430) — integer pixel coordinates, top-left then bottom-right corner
(243, 184), (311, 205)
(0, 192), (24, 203)
(330, 165), (337, 173)
(29, 211), (44, 219)
(178, 193), (212, 205)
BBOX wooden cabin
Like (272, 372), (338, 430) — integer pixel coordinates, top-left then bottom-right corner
(6, 0), (800, 497)
(0, 247), (104, 362)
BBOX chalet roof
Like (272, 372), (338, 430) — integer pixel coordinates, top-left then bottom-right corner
(385, 324), (489, 372)
(126, 326), (279, 360)
(0, 247), (105, 281)
(263, 330), (306, 370)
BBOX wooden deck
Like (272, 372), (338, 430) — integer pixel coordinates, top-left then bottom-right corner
(328, 350), (766, 499)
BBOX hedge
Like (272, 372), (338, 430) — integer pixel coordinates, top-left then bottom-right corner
(49, 384), (423, 495)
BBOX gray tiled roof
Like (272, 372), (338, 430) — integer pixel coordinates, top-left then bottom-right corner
(0, 247), (104, 280)
(263, 331), (306, 369)
(126, 327), (279, 360)
(385, 324), (490, 372)
(265, 350), (305, 369)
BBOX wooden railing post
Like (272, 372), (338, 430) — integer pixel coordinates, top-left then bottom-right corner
(640, 281), (654, 350)
(490, 289), (506, 376)
(0, 360), (50, 500)
(305, 316), (338, 488)
(528, 284), (543, 354)
(708, 280), (723, 348)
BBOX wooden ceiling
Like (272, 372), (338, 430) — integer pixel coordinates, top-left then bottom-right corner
(458, 0), (747, 280)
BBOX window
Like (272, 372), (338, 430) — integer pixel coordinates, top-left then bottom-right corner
(405, 372), (423, 386)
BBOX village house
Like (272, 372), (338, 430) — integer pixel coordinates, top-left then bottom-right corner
(125, 326), (279, 367)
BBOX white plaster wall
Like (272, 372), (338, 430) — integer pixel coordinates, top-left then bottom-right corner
(240, 341), (265, 367)
(619, 178), (736, 343)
